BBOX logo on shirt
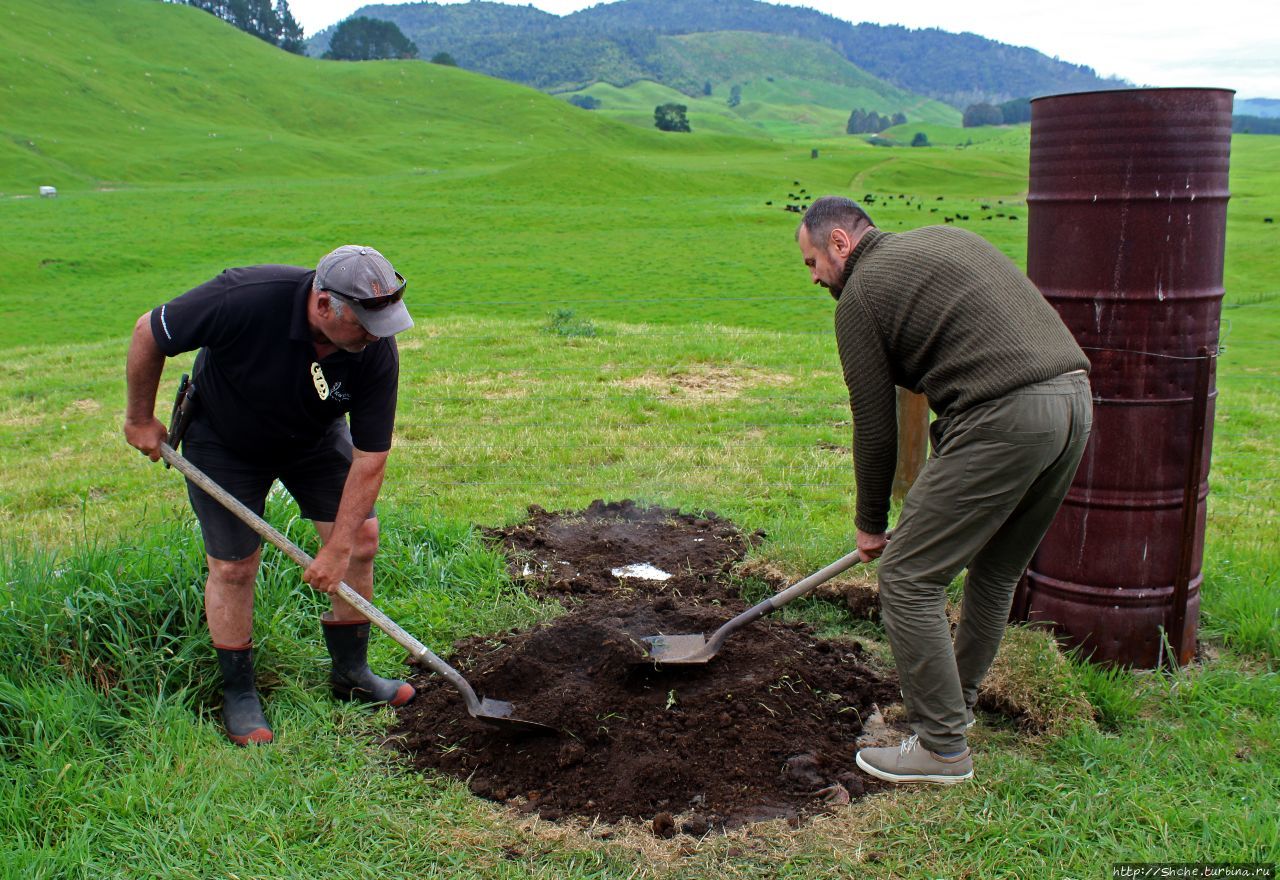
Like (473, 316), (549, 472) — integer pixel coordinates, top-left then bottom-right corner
(311, 362), (329, 400)
(328, 381), (351, 404)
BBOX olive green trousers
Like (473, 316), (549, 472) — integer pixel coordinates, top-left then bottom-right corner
(876, 371), (1092, 753)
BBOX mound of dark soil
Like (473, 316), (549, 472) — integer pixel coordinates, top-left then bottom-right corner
(485, 499), (759, 603)
(391, 500), (900, 834)
(389, 599), (898, 830)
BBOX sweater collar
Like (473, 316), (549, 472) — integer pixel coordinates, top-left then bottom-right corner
(833, 226), (887, 301)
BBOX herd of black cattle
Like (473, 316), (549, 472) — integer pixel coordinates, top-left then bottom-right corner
(767, 183), (1020, 223)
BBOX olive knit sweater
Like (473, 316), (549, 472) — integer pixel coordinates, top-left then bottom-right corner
(834, 225), (1089, 534)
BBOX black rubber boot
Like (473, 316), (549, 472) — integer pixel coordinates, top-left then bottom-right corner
(214, 643), (273, 746)
(321, 619), (416, 707)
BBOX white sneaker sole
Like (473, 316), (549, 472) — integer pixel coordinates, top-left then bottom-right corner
(856, 753), (974, 785)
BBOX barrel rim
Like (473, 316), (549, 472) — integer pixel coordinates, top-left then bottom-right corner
(1031, 86), (1236, 104)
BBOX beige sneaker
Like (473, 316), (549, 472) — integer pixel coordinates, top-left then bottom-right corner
(856, 735), (974, 784)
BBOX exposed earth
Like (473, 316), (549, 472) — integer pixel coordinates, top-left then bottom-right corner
(389, 500), (900, 834)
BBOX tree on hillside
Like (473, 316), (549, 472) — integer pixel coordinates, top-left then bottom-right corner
(654, 103), (691, 133)
(998, 97), (1032, 124)
(963, 102), (1003, 128)
(430, 51), (457, 66)
(569, 94), (601, 110)
(846, 108), (892, 134)
(727, 84), (742, 108)
(184, 0), (305, 54)
(324, 17), (419, 61)
(911, 132), (930, 147)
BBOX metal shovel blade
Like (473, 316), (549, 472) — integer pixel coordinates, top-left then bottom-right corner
(635, 549), (866, 666)
(639, 633), (714, 665)
(474, 697), (555, 735)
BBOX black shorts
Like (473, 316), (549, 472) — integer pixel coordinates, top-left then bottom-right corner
(181, 419), (372, 561)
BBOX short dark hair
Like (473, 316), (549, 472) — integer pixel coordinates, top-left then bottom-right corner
(797, 196), (874, 242)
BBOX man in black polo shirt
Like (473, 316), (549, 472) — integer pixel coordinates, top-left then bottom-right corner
(124, 245), (415, 746)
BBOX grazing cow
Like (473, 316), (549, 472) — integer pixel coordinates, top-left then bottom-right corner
(944, 217), (954, 223)
(1266, 218), (1274, 223)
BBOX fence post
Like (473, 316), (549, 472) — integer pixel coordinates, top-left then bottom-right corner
(893, 389), (929, 502)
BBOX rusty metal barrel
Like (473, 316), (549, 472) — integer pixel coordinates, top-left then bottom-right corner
(1017, 87), (1233, 667)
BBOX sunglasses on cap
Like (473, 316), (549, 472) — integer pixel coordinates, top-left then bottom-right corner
(323, 274), (407, 311)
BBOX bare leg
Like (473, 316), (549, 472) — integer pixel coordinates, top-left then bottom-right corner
(205, 550), (261, 647)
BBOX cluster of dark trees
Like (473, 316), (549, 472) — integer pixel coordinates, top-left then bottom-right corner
(324, 17), (418, 61)
(846, 109), (906, 134)
(1232, 115), (1280, 135)
(179, 0), (304, 53)
(654, 103), (691, 132)
(569, 94), (602, 109)
(962, 97), (1031, 127)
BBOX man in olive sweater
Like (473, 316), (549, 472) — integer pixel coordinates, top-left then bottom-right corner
(796, 197), (1091, 784)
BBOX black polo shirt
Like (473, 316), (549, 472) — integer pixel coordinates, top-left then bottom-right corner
(150, 265), (399, 462)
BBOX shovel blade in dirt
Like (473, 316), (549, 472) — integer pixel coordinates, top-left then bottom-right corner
(636, 549), (866, 666)
(159, 442), (555, 736)
(639, 633), (718, 665)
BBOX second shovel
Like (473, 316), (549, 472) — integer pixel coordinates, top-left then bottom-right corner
(635, 548), (866, 666)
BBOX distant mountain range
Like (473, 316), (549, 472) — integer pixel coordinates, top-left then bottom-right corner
(1236, 98), (1280, 118)
(307, 0), (1129, 109)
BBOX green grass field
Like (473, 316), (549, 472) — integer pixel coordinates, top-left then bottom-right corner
(2, 1), (1278, 877)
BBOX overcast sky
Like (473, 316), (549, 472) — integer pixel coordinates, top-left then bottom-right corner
(287, 0), (1278, 99)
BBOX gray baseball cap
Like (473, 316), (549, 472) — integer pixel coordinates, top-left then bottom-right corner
(315, 245), (413, 338)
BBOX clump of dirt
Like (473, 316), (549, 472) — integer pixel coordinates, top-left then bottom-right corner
(389, 598), (898, 830)
(486, 499), (760, 603)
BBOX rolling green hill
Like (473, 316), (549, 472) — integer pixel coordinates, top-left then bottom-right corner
(0, 0), (651, 190)
(552, 27), (964, 140)
(554, 30), (962, 136)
